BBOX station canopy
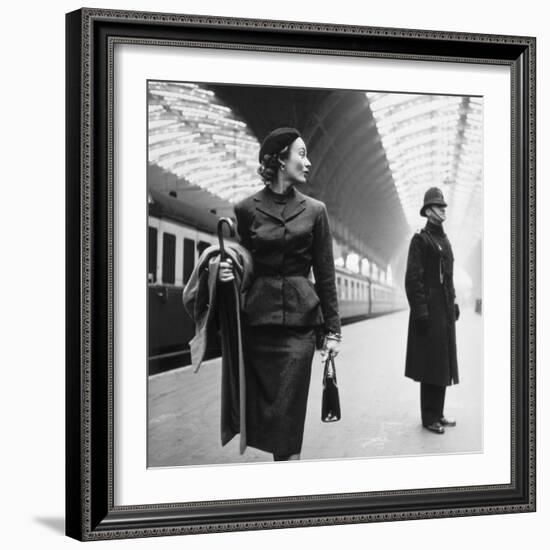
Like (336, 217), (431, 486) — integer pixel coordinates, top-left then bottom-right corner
(148, 81), (261, 206)
(366, 92), (483, 263)
(149, 81), (482, 268)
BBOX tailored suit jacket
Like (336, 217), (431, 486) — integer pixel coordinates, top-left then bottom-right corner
(234, 186), (341, 334)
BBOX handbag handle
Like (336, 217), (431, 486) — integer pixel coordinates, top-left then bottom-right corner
(323, 350), (337, 383)
(321, 349), (341, 422)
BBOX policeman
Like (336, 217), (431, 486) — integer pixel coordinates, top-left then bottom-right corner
(404, 187), (459, 434)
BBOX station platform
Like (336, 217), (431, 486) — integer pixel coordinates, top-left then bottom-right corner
(148, 309), (482, 467)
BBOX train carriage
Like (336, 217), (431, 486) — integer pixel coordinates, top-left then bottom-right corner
(148, 190), (403, 374)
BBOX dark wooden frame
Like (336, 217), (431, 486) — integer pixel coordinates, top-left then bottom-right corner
(66, 7), (536, 541)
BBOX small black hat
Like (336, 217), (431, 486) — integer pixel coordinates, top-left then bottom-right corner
(420, 187), (448, 217)
(258, 127), (301, 163)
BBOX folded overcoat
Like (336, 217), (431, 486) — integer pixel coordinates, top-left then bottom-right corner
(182, 242), (254, 453)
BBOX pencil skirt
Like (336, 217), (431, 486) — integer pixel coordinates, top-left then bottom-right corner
(243, 324), (316, 456)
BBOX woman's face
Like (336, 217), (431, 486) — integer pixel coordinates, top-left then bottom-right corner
(282, 137), (311, 184)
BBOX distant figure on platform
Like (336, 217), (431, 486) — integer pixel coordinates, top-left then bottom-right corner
(218, 127), (341, 461)
(404, 187), (459, 434)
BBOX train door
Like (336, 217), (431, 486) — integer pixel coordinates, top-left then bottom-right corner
(183, 237), (195, 285)
(368, 279), (372, 316)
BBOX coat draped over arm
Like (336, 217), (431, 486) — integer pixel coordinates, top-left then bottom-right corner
(182, 242), (254, 453)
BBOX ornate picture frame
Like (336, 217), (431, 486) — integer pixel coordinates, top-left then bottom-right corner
(66, 8), (536, 541)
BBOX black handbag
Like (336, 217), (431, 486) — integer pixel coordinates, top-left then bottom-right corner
(321, 351), (341, 422)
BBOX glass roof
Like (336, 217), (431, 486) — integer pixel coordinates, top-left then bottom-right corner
(148, 82), (261, 203)
(148, 83), (482, 269)
(366, 92), (483, 258)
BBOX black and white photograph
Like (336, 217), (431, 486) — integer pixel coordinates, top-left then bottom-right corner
(61, 4), (536, 542)
(146, 81), (483, 467)
(2, 0), (544, 546)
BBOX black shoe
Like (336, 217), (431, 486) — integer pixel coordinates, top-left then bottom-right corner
(440, 417), (456, 427)
(423, 422), (445, 434)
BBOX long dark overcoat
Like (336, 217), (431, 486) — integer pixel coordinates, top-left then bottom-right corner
(404, 222), (459, 387)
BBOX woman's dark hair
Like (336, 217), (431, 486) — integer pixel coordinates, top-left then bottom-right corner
(258, 146), (290, 185)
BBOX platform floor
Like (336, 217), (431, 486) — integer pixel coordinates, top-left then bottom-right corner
(148, 309), (482, 467)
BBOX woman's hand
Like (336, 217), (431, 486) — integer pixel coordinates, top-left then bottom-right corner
(218, 258), (235, 283)
(323, 336), (340, 358)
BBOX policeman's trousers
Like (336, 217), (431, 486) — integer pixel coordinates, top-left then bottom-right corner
(420, 382), (446, 426)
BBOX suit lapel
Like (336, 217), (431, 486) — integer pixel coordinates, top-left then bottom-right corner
(253, 188), (283, 222)
(253, 187), (307, 223)
(283, 189), (306, 222)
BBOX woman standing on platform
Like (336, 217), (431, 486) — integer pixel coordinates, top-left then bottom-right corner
(218, 127), (341, 461)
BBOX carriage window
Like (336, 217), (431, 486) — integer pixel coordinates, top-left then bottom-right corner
(344, 279), (349, 300)
(183, 238), (195, 284)
(162, 232), (176, 284)
(197, 240), (210, 256)
(148, 226), (157, 283)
